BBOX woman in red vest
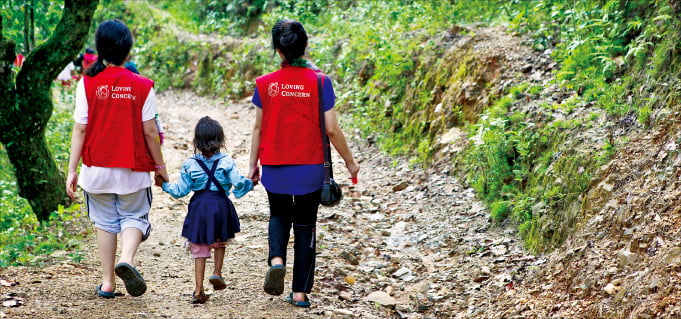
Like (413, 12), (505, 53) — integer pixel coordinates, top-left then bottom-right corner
(65, 20), (167, 299)
(248, 19), (360, 307)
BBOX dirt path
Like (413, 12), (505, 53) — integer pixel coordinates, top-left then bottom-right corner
(1, 90), (538, 318)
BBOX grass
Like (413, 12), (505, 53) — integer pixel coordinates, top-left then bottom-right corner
(0, 84), (91, 267)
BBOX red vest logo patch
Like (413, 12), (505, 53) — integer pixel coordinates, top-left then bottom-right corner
(268, 82), (279, 97)
(96, 85), (109, 100)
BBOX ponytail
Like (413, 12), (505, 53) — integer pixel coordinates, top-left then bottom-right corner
(87, 20), (133, 77)
(85, 57), (106, 77)
(272, 19), (308, 63)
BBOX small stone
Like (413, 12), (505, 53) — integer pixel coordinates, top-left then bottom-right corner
(338, 291), (353, 301)
(604, 283), (617, 295)
(520, 64), (533, 73)
(490, 245), (507, 256)
(333, 308), (355, 316)
(473, 275), (490, 283)
(365, 291), (396, 307)
(340, 251), (359, 265)
(393, 267), (412, 279)
(393, 181), (409, 192)
(344, 275), (356, 284)
(617, 249), (636, 267)
(665, 247), (681, 264)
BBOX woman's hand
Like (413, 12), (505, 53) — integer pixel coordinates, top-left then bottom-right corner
(66, 171), (79, 199)
(345, 159), (360, 184)
(154, 167), (168, 187)
(154, 175), (166, 187)
(248, 165), (260, 186)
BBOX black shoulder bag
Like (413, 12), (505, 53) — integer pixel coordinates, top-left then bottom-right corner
(317, 73), (343, 207)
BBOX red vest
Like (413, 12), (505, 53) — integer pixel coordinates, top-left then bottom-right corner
(255, 67), (323, 165)
(82, 67), (155, 171)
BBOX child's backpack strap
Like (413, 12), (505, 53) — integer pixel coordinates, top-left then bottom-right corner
(194, 158), (225, 192)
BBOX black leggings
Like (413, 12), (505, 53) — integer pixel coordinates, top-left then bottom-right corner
(266, 190), (321, 293)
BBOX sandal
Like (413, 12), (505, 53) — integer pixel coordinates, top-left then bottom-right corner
(114, 262), (147, 297)
(95, 284), (115, 299)
(192, 291), (210, 304)
(284, 292), (311, 308)
(263, 264), (286, 295)
(209, 275), (227, 291)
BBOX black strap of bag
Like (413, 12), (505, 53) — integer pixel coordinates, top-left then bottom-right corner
(317, 73), (333, 182)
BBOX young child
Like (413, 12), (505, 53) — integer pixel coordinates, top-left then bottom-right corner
(159, 116), (254, 304)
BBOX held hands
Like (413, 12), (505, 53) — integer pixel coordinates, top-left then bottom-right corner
(154, 166), (169, 187)
(248, 165), (260, 186)
(154, 174), (167, 187)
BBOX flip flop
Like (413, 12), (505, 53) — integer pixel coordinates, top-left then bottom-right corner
(263, 264), (285, 295)
(192, 291), (210, 304)
(114, 262), (147, 297)
(209, 275), (227, 291)
(284, 292), (311, 308)
(95, 284), (115, 299)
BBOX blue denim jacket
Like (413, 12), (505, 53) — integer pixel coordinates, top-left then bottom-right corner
(162, 152), (253, 199)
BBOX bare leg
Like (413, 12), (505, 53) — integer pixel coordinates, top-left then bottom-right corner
(97, 228), (117, 293)
(293, 292), (306, 302)
(213, 247), (225, 277)
(117, 227), (142, 265)
(195, 257), (207, 294)
(270, 256), (284, 266)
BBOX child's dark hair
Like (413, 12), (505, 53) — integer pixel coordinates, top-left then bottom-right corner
(193, 116), (225, 158)
(86, 20), (133, 77)
(271, 19), (308, 62)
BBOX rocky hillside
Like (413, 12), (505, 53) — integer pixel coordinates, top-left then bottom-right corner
(488, 116), (681, 318)
(424, 26), (681, 319)
(363, 23), (681, 318)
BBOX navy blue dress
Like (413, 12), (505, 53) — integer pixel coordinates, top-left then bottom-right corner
(182, 158), (241, 244)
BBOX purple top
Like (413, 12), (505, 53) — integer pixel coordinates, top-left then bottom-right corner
(252, 74), (336, 195)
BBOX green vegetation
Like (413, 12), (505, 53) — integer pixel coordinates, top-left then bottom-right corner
(457, 0), (681, 252)
(3, 0), (681, 265)
(0, 88), (91, 267)
(0, 1), (64, 53)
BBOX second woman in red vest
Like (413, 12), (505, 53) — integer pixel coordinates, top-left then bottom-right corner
(66, 20), (167, 299)
(248, 19), (360, 307)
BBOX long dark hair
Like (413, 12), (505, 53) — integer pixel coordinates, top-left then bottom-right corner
(193, 116), (225, 158)
(271, 19), (308, 62)
(86, 20), (133, 77)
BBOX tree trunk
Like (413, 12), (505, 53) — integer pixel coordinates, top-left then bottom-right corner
(23, 1), (30, 52)
(0, 17), (17, 124)
(0, 0), (99, 221)
(29, 0), (35, 50)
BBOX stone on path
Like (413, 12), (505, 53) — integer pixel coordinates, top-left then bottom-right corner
(365, 291), (396, 307)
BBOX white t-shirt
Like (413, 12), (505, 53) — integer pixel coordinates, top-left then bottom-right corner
(74, 78), (158, 194)
(57, 63), (74, 81)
